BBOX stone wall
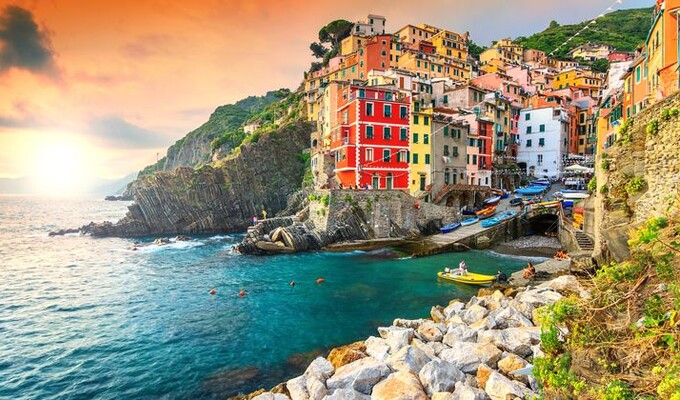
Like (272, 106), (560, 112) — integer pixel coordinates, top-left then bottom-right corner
(234, 190), (458, 255)
(79, 122), (314, 237)
(594, 92), (680, 262)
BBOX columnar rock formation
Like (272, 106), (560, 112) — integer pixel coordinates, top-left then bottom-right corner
(244, 275), (586, 400)
(77, 122), (314, 237)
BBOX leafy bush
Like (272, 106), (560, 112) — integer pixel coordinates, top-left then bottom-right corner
(601, 159), (610, 171)
(662, 109), (672, 121)
(647, 118), (660, 136)
(671, 108), (680, 117)
(625, 176), (646, 194)
(320, 194), (330, 207)
(533, 353), (586, 396)
(587, 176), (597, 192)
(597, 380), (635, 400)
(595, 261), (643, 284)
(600, 184), (609, 195)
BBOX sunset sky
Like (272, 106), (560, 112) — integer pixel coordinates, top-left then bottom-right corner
(0, 0), (648, 193)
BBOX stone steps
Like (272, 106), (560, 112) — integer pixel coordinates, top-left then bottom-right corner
(575, 231), (594, 250)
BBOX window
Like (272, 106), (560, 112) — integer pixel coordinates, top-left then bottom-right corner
(472, 155), (477, 165)
(445, 168), (450, 184)
(424, 116), (429, 126)
(424, 134), (429, 145)
(384, 104), (391, 117)
(413, 115), (419, 124)
(400, 128), (408, 141)
(425, 154), (431, 164)
(366, 126), (374, 139)
(443, 95), (448, 104)
(366, 148), (373, 161)
(383, 126), (391, 140)
(414, 102), (420, 112)
(385, 92), (393, 101)
(526, 139), (532, 147)
(383, 149), (391, 162)
(413, 133), (418, 143)
(359, 89), (365, 98)
(525, 113), (530, 121)
(366, 103), (373, 116)
(537, 154), (543, 165)
(539, 124), (545, 132)
(397, 150), (408, 163)
(444, 126), (449, 136)
(443, 145), (450, 156)
(400, 106), (407, 119)
(413, 153), (419, 164)
(526, 126), (532, 134)
(539, 138), (545, 147)
(452, 146), (459, 156)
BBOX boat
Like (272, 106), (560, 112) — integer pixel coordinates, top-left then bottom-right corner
(498, 210), (518, 220)
(460, 217), (479, 226)
(479, 210), (497, 220)
(509, 197), (523, 206)
(560, 190), (590, 200)
(461, 206), (480, 216)
(481, 217), (502, 228)
(530, 200), (561, 210)
(440, 222), (462, 234)
(530, 179), (551, 187)
(516, 186), (545, 196)
(500, 191), (510, 199)
(491, 189), (509, 199)
(483, 195), (501, 206)
(475, 206), (496, 217)
(437, 271), (496, 286)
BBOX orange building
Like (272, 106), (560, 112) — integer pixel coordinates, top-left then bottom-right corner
(646, 0), (680, 101)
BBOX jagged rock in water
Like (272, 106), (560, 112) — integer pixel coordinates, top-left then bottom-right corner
(77, 122), (313, 238)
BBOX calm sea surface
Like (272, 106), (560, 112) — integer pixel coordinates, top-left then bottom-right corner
(0, 195), (544, 399)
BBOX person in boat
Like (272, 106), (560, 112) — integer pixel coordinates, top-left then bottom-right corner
(496, 270), (508, 283)
(458, 260), (468, 276)
(444, 267), (451, 274)
(522, 262), (536, 279)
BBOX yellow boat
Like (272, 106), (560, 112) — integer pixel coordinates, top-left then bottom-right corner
(437, 271), (496, 286)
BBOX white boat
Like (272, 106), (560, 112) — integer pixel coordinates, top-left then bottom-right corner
(559, 190), (590, 200)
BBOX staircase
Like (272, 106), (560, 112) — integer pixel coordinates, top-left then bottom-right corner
(575, 231), (594, 251)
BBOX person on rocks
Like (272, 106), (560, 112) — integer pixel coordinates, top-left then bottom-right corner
(523, 262), (536, 279)
(496, 270), (508, 283)
(262, 209), (267, 220)
(458, 260), (468, 275)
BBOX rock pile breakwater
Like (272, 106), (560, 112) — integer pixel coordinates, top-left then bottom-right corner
(239, 275), (586, 400)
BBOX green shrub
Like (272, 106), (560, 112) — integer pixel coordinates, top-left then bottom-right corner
(601, 159), (610, 171)
(320, 194), (330, 207)
(597, 380), (635, 400)
(595, 261), (643, 284)
(624, 176), (646, 194)
(647, 118), (660, 136)
(671, 108), (680, 117)
(601, 152), (609, 159)
(533, 353), (586, 395)
(587, 176), (597, 192)
(600, 184), (608, 195)
(541, 325), (563, 355)
(662, 109), (672, 121)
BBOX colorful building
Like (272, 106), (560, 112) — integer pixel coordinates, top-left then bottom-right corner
(567, 43), (614, 61)
(517, 107), (570, 180)
(645, 0), (680, 102)
(330, 84), (411, 189)
(409, 101), (433, 194)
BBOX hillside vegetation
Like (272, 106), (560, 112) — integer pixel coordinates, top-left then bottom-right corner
(138, 89), (291, 177)
(515, 7), (652, 58)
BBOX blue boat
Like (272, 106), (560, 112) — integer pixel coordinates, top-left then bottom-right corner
(481, 217), (502, 228)
(516, 186), (545, 195)
(498, 211), (518, 220)
(441, 222), (462, 234)
(461, 217), (479, 226)
(500, 191), (510, 199)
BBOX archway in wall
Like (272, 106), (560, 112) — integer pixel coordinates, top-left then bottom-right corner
(527, 213), (559, 236)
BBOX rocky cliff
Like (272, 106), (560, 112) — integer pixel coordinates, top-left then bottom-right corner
(593, 92), (680, 262)
(81, 121), (314, 237)
(235, 190), (457, 254)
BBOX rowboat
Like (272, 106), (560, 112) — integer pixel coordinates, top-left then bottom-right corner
(479, 211), (497, 220)
(475, 206), (496, 217)
(530, 179), (551, 187)
(481, 217), (502, 228)
(460, 217), (479, 226)
(498, 211), (518, 220)
(437, 271), (496, 286)
(461, 207), (480, 216)
(440, 222), (462, 234)
(483, 195), (502, 206)
(530, 200), (561, 210)
(516, 186), (545, 196)
(509, 197), (523, 206)
(559, 190), (590, 200)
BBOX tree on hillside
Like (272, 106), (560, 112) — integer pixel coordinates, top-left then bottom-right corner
(467, 39), (487, 59)
(319, 20), (354, 51)
(310, 42), (328, 59)
(591, 58), (610, 73)
(548, 20), (560, 29)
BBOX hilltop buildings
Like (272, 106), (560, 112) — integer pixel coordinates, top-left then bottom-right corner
(301, 11), (640, 206)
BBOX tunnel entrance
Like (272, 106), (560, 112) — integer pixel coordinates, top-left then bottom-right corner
(527, 213), (559, 236)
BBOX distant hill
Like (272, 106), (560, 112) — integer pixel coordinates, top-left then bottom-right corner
(138, 89), (291, 176)
(515, 7), (653, 58)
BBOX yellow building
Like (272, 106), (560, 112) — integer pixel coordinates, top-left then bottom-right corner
(552, 68), (603, 97)
(479, 59), (506, 75)
(480, 38), (524, 65)
(340, 35), (365, 56)
(430, 29), (469, 61)
(409, 103), (433, 194)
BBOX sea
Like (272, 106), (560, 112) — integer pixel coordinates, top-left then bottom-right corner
(0, 195), (545, 399)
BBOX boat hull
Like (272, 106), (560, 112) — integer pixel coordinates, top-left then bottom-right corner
(460, 217), (479, 226)
(437, 271), (495, 286)
(441, 222), (462, 234)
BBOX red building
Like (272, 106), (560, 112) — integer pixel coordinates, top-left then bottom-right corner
(358, 35), (393, 80)
(330, 84), (411, 189)
(608, 51), (634, 63)
(477, 118), (494, 171)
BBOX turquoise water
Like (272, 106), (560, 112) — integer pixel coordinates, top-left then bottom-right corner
(0, 196), (544, 399)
